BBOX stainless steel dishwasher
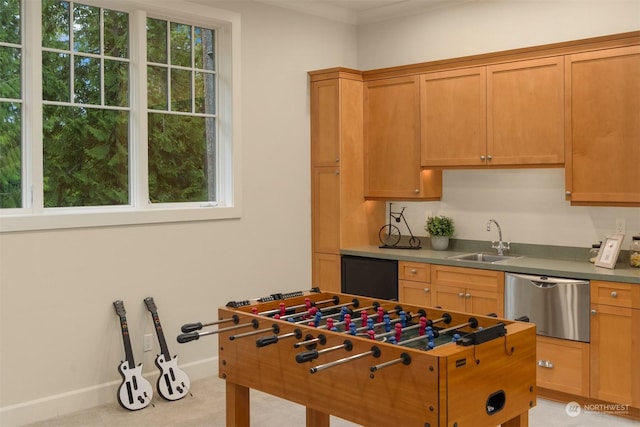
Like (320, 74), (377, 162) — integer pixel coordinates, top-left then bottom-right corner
(504, 273), (590, 342)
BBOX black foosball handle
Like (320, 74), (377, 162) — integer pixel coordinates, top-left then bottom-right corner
(256, 336), (279, 347)
(177, 332), (199, 343)
(181, 322), (204, 333)
(296, 350), (319, 363)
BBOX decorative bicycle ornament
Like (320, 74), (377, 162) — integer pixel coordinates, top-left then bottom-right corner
(378, 203), (421, 249)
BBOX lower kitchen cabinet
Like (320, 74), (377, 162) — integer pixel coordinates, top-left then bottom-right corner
(590, 280), (640, 407)
(536, 336), (590, 397)
(398, 261), (431, 306)
(430, 265), (504, 317)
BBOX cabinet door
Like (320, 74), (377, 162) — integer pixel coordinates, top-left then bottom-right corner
(536, 336), (590, 397)
(487, 56), (564, 166)
(398, 280), (431, 306)
(313, 253), (341, 293)
(420, 67), (487, 167)
(590, 303), (640, 406)
(432, 284), (467, 312)
(312, 167), (340, 254)
(364, 76), (441, 199)
(465, 288), (503, 317)
(565, 45), (640, 205)
(310, 79), (340, 167)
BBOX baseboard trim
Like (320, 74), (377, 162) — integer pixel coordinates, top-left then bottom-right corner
(0, 357), (218, 426)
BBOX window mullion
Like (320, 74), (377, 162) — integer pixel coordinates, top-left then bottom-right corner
(24, 0), (44, 211)
(129, 9), (149, 208)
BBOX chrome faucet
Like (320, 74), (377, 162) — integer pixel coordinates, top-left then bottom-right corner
(487, 219), (510, 255)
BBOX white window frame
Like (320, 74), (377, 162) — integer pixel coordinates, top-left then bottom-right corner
(0, 0), (242, 232)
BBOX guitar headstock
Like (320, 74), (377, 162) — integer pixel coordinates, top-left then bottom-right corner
(113, 300), (127, 319)
(144, 297), (157, 313)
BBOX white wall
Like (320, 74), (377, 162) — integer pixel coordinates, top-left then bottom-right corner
(0, 2), (356, 424)
(358, 0), (640, 248)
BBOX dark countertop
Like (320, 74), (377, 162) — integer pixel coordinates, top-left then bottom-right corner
(341, 245), (640, 285)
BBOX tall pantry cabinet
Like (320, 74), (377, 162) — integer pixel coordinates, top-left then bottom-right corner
(309, 69), (385, 292)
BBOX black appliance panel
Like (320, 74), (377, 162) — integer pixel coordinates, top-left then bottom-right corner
(341, 255), (398, 300)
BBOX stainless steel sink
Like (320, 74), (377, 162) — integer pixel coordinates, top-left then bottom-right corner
(447, 252), (522, 263)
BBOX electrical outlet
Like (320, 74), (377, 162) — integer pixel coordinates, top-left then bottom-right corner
(143, 334), (153, 352)
(615, 219), (626, 235)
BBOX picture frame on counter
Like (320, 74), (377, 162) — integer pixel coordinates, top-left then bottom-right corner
(595, 234), (625, 269)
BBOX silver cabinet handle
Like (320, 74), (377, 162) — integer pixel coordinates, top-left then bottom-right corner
(480, 155), (486, 161)
(335, 158), (339, 163)
(565, 190), (572, 196)
(487, 155), (492, 161)
(537, 360), (554, 369)
(465, 293), (471, 299)
(335, 170), (339, 175)
(424, 287), (430, 293)
(410, 269), (417, 274)
(414, 188), (420, 193)
(611, 291), (618, 298)
(458, 293), (465, 298)
(591, 309), (597, 315)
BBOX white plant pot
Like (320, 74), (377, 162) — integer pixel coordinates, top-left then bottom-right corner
(430, 236), (450, 251)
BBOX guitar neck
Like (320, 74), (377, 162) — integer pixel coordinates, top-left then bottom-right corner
(151, 312), (171, 359)
(119, 316), (136, 369)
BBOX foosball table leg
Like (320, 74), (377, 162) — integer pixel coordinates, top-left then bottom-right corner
(501, 410), (529, 427)
(306, 407), (330, 427)
(226, 382), (250, 427)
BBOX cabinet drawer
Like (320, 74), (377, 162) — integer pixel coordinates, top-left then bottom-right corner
(430, 264), (504, 293)
(536, 336), (590, 397)
(399, 261), (430, 282)
(591, 280), (640, 309)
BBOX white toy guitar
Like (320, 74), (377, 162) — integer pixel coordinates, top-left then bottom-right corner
(144, 297), (190, 400)
(114, 300), (153, 410)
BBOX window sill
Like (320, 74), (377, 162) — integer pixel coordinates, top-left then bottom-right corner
(0, 205), (241, 233)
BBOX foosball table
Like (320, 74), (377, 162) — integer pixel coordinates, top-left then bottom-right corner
(178, 288), (537, 427)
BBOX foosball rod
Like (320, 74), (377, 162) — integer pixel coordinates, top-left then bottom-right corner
(295, 339), (353, 363)
(180, 314), (240, 333)
(396, 317), (478, 347)
(373, 312), (450, 338)
(257, 296), (340, 316)
(316, 305), (416, 330)
(229, 323), (280, 341)
(293, 334), (327, 348)
(177, 318), (259, 343)
(310, 346), (381, 374)
(372, 312), (451, 340)
(278, 299), (361, 321)
(309, 304), (379, 326)
(256, 328), (303, 347)
(370, 352), (412, 372)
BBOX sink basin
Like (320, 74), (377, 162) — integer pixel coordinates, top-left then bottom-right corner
(447, 252), (522, 263)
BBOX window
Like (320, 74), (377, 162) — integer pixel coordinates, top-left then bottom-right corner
(0, 0), (22, 209)
(0, 0), (241, 231)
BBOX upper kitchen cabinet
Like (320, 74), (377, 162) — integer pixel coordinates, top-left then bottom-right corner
(311, 78), (341, 167)
(420, 67), (487, 167)
(421, 57), (564, 168)
(564, 46), (640, 206)
(364, 76), (442, 200)
(486, 57), (564, 166)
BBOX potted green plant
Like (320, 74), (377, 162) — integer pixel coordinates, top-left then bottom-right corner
(425, 215), (455, 250)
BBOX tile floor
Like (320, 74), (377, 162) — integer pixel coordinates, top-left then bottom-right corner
(23, 376), (640, 427)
